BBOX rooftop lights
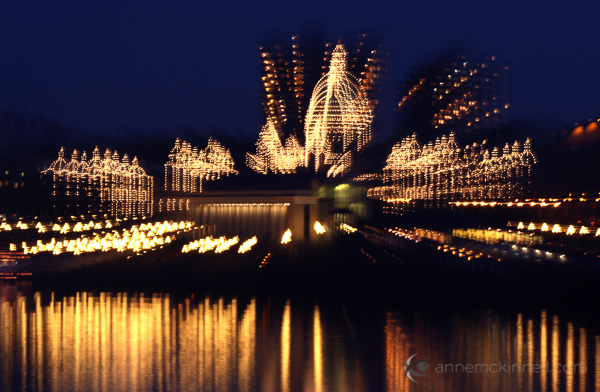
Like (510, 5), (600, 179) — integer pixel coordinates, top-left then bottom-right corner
(281, 229), (292, 244)
(165, 138), (237, 193)
(246, 118), (305, 174)
(42, 147), (154, 218)
(368, 133), (536, 202)
(304, 44), (372, 176)
(314, 221), (326, 234)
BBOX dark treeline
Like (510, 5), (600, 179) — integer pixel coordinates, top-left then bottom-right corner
(389, 117), (600, 199)
(2, 101), (599, 210)
(0, 103), (256, 179)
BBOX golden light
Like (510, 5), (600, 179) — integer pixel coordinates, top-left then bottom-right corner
(21, 220), (192, 256)
(541, 223), (549, 231)
(238, 237), (258, 253)
(552, 224), (562, 233)
(314, 221), (326, 235)
(368, 133), (536, 202)
(304, 44), (372, 176)
(247, 118), (305, 174)
(42, 147), (154, 218)
(527, 223), (536, 230)
(340, 223), (357, 234)
(165, 138), (238, 193)
(281, 229), (292, 244)
(566, 225), (576, 235)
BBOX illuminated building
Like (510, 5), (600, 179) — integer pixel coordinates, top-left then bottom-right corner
(164, 138), (238, 193)
(259, 26), (387, 142)
(368, 133), (536, 201)
(397, 42), (510, 140)
(304, 44), (373, 176)
(246, 118), (305, 174)
(42, 147), (154, 218)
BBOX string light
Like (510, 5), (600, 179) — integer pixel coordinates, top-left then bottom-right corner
(352, 173), (382, 182)
(202, 203), (290, 207)
(452, 228), (543, 245)
(340, 223), (357, 233)
(181, 236), (240, 253)
(281, 229), (292, 244)
(304, 44), (372, 176)
(314, 221), (326, 234)
(368, 133), (537, 201)
(164, 138), (238, 193)
(238, 237), (257, 253)
(246, 118), (305, 174)
(42, 147), (154, 218)
(507, 221), (600, 236)
(20, 220), (192, 256)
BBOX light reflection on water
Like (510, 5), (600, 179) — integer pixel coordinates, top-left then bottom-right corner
(384, 310), (596, 392)
(1, 286), (599, 391)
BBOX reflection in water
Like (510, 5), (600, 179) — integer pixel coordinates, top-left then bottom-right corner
(529, 316), (535, 392)
(0, 289), (369, 392)
(580, 328), (587, 392)
(191, 204), (288, 240)
(541, 310), (548, 392)
(385, 312), (411, 392)
(385, 309), (597, 392)
(281, 300), (290, 392)
(2, 286), (600, 392)
(313, 306), (323, 392)
(1, 291), (256, 392)
(553, 315), (560, 392)
(596, 336), (600, 392)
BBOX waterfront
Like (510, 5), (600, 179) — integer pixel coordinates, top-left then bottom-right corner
(1, 283), (600, 392)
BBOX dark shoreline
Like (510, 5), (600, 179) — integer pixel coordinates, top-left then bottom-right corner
(4, 233), (593, 333)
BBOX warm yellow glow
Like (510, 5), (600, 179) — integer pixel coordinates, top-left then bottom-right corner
(0, 293), (256, 392)
(453, 228), (543, 246)
(313, 306), (323, 392)
(181, 235), (240, 254)
(238, 237), (257, 253)
(369, 133), (536, 202)
(304, 44), (372, 176)
(20, 220), (191, 256)
(42, 147), (154, 218)
(281, 301), (291, 392)
(517, 222), (525, 229)
(340, 223), (357, 233)
(246, 118), (305, 174)
(314, 221), (326, 235)
(509, 221), (599, 236)
(164, 138), (238, 193)
(202, 203), (290, 207)
(386, 198), (412, 203)
(16, 221), (28, 230)
(281, 229), (292, 244)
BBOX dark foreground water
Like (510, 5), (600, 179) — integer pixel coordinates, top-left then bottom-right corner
(0, 283), (599, 392)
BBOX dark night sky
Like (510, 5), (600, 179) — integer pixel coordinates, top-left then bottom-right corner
(1, 1), (599, 138)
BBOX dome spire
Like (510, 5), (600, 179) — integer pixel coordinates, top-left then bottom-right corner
(329, 43), (347, 75)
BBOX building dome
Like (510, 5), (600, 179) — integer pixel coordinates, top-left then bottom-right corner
(304, 44), (372, 175)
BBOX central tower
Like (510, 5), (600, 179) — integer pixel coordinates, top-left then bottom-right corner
(303, 44), (372, 176)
